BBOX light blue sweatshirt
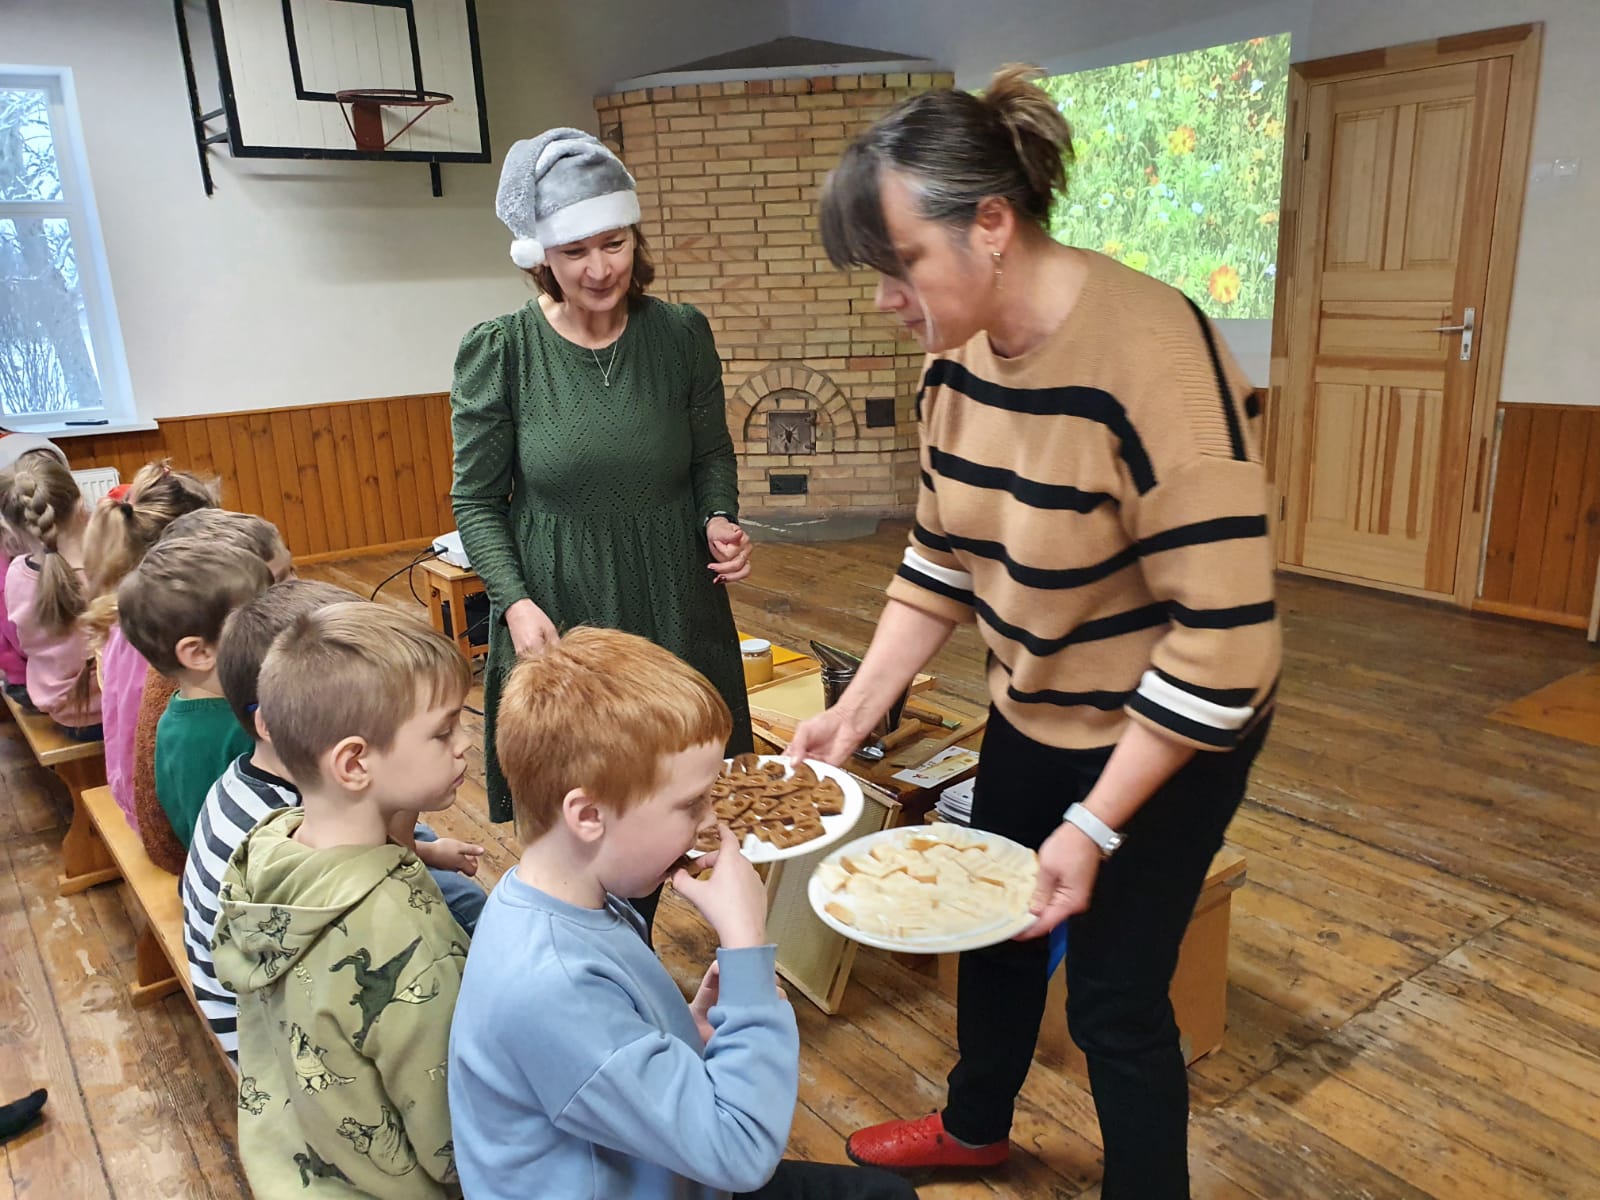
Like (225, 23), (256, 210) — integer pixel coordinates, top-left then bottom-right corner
(447, 869), (799, 1199)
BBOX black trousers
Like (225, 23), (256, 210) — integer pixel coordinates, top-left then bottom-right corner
(943, 707), (1269, 1200)
(740, 1160), (917, 1199)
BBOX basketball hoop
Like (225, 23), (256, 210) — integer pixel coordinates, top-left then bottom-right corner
(334, 88), (453, 151)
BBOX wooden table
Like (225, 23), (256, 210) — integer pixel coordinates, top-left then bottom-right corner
(416, 557), (488, 660)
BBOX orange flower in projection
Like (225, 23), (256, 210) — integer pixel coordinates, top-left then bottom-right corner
(1166, 125), (1197, 155)
(1209, 265), (1242, 305)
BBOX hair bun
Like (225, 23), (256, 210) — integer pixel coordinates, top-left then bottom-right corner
(983, 64), (1073, 210)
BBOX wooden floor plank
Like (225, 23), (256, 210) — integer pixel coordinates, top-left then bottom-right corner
(7, 836), (219, 1198)
(1489, 664), (1600, 748)
(1253, 1053), (1578, 1199)
(1194, 1090), (1437, 1200)
(1356, 993), (1600, 1145)
(0, 837), (111, 1200)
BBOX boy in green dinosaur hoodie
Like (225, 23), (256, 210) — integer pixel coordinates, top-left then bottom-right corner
(212, 602), (471, 1199)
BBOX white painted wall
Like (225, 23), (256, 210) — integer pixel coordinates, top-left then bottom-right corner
(6, 0), (785, 420)
(790, 0), (1599, 404)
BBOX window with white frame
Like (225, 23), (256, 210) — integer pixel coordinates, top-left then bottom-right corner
(0, 67), (134, 426)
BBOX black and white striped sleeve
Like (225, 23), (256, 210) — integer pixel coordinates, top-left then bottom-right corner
(884, 439), (977, 625)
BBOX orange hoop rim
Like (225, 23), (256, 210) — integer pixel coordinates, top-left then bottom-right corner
(334, 89), (454, 150)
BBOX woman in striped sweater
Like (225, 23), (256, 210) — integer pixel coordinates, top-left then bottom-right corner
(788, 67), (1281, 1199)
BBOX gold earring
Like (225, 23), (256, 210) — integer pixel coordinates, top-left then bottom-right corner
(992, 250), (1003, 288)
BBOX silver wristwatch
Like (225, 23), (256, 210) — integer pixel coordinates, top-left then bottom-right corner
(1062, 802), (1125, 859)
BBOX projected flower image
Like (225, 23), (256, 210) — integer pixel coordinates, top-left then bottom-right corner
(1041, 34), (1292, 320)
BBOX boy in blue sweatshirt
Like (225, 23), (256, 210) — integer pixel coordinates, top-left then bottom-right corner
(448, 627), (914, 1200)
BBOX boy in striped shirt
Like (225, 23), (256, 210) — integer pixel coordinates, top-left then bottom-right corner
(180, 580), (359, 1061)
(181, 581), (489, 1062)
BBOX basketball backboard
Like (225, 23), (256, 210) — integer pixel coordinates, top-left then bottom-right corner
(200, 0), (488, 163)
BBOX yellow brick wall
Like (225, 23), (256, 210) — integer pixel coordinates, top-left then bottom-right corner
(596, 70), (954, 516)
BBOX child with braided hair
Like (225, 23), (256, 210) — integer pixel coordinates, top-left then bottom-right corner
(0, 433), (71, 708)
(0, 451), (101, 738)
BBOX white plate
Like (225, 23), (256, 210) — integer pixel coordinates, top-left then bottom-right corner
(692, 756), (865, 865)
(807, 824), (1040, 954)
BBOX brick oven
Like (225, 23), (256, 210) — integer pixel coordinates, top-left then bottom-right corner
(595, 39), (953, 517)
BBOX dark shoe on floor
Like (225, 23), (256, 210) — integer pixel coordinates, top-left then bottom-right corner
(4, 684), (40, 714)
(846, 1112), (1009, 1172)
(0, 1089), (46, 1142)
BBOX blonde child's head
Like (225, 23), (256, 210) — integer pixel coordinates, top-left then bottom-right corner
(217, 580), (363, 739)
(81, 459), (219, 645)
(256, 603), (471, 808)
(497, 626), (732, 845)
(116, 539), (271, 680)
(0, 450), (87, 635)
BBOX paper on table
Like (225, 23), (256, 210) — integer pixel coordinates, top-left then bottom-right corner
(892, 745), (980, 788)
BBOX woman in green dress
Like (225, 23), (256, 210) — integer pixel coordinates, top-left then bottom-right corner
(450, 129), (755, 913)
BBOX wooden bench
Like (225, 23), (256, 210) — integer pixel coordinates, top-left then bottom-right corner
(78, 786), (189, 1005)
(79, 785), (229, 1066)
(0, 690), (112, 895)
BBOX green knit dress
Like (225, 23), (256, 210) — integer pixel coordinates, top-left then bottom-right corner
(450, 296), (753, 823)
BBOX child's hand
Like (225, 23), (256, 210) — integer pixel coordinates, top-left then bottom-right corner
(689, 961), (719, 1046)
(414, 837), (484, 876)
(671, 825), (768, 949)
(688, 960), (787, 1047)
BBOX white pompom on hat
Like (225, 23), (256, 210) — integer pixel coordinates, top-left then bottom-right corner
(495, 127), (641, 269)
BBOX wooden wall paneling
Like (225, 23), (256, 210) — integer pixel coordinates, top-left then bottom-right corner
(153, 421), (190, 482)
(1537, 408), (1592, 613)
(225, 414), (262, 516)
(328, 403), (370, 550)
(432, 396), (457, 530)
(405, 393), (449, 535)
(385, 397), (424, 539)
(365, 402), (405, 545)
(306, 406), (351, 554)
(178, 418), (215, 480)
(347, 403), (391, 546)
(201, 418), (236, 505)
(287, 408), (330, 557)
(1568, 424), (1600, 619)
(248, 415), (276, 519)
(1479, 406), (1529, 601)
(1506, 409), (1560, 610)
(266, 410), (311, 557)
(1478, 403), (1600, 626)
(58, 394), (454, 565)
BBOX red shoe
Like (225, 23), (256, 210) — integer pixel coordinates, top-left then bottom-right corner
(846, 1112), (1010, 1171)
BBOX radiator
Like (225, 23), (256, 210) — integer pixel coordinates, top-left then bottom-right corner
(71, 467), (122, 505)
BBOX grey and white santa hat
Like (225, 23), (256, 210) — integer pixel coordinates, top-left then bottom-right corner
(0, 433), (68, 472)
(495, 127), (641, 269)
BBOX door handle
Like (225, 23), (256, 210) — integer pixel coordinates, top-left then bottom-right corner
(1429, 306), (1475, 361)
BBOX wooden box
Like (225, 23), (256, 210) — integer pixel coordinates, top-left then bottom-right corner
(934, 847), (1246, 1066)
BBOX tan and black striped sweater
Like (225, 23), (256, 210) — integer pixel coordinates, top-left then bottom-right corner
(888, 252), (1281, 753)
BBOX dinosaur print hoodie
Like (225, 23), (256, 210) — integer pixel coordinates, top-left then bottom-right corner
(213, 807), (466, 1199)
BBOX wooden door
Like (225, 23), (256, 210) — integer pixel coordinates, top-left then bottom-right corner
(1280, 58), (1512, 594)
